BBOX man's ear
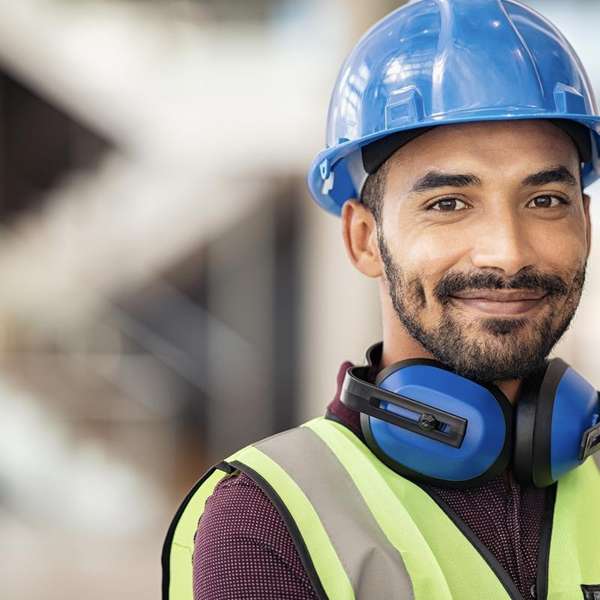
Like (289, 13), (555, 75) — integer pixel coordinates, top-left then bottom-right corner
(341, 199), (383, 278)
(583, 193), (592, 260)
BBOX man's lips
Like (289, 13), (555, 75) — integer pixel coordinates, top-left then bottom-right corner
(448, 290), (548, 316)
(450, 289), (547, 301)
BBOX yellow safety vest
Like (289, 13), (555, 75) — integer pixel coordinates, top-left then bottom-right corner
(162, 416), (600, 599)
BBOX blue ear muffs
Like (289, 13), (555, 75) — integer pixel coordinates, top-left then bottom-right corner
(341, 342), (600, 488)
(514, 358), (600, 487)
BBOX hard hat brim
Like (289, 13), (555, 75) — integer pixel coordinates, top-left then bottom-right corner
(308, 113), (600, 216)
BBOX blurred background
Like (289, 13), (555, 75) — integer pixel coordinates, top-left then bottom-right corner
(0, 0), (599, 598)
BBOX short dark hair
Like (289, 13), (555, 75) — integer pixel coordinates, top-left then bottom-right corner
(359, 159), (391, 226)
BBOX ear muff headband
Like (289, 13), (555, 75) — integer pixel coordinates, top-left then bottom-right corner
(342, 362), (468, 449)
(513, 365), (548, 487)
(514, 360), (567, 487)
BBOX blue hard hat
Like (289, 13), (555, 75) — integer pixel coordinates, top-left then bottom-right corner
(307, 0), (600, 216)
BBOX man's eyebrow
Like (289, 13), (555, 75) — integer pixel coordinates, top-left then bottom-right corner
(410, 171), (482, 193)
(521, 165), (578, 187)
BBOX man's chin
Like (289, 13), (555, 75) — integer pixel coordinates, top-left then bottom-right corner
(446, 311), (532, 337)
(479, 317), (529, 336)
(434, 336), (548, 381)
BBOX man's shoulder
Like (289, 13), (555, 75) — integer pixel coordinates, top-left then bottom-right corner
(193, 467), (299, 555)
(200, 470), (279, 532)
(193, 470), (317, 599)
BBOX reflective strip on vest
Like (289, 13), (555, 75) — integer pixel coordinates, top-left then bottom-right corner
(240, 425), (416, 599)
(227, 443), (355, 600)
(163, 417), (600, 600)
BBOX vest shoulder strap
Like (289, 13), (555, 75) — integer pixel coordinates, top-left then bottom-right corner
(229, 420), (416, 600)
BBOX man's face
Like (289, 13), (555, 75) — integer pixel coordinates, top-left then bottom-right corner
(376, 120), (591, 382)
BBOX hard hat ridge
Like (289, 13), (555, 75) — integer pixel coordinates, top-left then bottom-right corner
(308, 0), (600, 215)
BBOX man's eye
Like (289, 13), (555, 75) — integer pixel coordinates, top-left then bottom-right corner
(429, 198), (468, 212)
(527, 195), (566, 209)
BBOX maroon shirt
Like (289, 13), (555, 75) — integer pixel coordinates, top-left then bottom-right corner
(193, 360), (547, 599)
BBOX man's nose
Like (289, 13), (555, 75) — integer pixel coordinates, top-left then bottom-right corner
(469, 209), (536, 277)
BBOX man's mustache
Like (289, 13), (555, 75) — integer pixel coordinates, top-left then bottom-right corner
(434, 268), (569, 301)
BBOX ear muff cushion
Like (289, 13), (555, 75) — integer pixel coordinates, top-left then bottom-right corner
(361, 360), (513, 488)
(547, 360), (599, 482)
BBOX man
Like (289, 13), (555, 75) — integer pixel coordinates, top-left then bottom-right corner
(163, 1), (600, 598)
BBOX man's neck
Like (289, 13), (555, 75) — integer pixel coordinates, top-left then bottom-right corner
(494, 379), (522, 405)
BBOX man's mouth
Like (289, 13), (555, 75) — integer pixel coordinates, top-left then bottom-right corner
(448, 289), (548, 316)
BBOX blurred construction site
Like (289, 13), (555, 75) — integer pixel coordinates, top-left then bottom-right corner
(0, 1), (599, 598)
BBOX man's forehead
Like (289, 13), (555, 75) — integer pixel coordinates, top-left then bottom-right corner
(406, 119), (578, 155)
(386, 119), (582, 188)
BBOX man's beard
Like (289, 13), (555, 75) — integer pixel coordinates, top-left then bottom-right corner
(378, 230), (586, 383)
